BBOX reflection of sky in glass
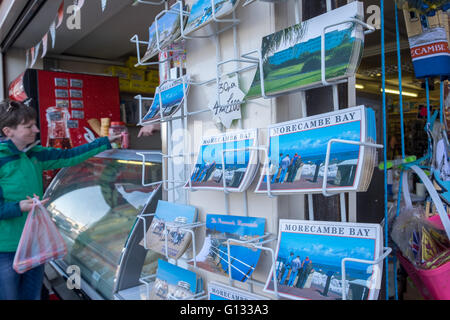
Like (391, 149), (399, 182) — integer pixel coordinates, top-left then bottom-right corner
(50, 186), (110, 229)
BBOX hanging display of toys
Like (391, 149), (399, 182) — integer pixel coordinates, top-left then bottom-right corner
(398, 0), (450, 79)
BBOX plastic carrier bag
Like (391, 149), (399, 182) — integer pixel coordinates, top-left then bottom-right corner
(13, 198), (67, 274)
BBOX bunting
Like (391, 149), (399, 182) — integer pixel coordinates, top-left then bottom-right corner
(41, 33), (48, 58)
(24, 0), (109, 67)
(49, 21), (56, 49)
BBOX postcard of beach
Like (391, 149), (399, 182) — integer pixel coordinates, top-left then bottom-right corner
(208, 281), (268, 300)
(185, 128), (258, 192)
(140, 200), (197, 260)
(141, 2), (185, 63)
(246, 1), (364, 99)
(150, 259), (199, 300)
(190, 214), (265, 282)
(255, 105), (375, 194)
(264, 219), (383, 300)
(142, 75), (190, 123)
(184, 0), (240, 35)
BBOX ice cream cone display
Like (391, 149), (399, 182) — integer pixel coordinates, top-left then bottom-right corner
(87, 118), (102, 137)
(100, 117), (111, 137)
(399, 1), (450, 78)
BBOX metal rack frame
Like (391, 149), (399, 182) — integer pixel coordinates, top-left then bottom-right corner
(130, 0), (390, 301)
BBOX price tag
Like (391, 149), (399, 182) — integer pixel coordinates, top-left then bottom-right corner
(208, 75), (244, 129)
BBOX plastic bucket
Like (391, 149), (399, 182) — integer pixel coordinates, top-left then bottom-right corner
(397, 252), (450, 300)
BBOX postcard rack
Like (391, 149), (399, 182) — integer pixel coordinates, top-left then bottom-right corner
(128, 0), (393, 300)
(340, 247), (392, 300)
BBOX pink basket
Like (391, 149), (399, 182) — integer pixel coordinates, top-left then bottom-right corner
(397, 252), (450, 300)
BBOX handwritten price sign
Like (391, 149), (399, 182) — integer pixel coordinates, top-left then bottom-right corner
(208, 75), (244, 128)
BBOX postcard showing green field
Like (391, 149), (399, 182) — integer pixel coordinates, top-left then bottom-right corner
(246, 1), (364, 99)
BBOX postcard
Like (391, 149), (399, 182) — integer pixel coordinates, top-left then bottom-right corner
(190, 214), (265, 283)
(208, 281), (268, 300)
(141, 2), (186, 63)
(150, 259), (199, 300)
(246, 1), (364, 99)
(184, 0), (240, 35)
(140, 200), (197, 259)
(142, 75), (190, 122)
(185, 128), (258, 192)
(264, 219), (383, 300)
(255, 105), (377, 194)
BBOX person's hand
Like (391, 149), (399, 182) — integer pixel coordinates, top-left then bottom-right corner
(19, 195), (49, 212)
(138, 124), (161, 138)
(108, 134), (122, 142)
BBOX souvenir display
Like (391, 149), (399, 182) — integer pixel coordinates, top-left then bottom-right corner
(142, 75), (190, 123)
(150, 259), (202, 300)
(140, 200), (197, 259)
(246, 1), (365, 99)
(264, 219), (383, 300)
(255, 105), (377, 194)
(190, 214), (265, 283)
(185, 129), (259, 192)
(208, 281), (268, 300)
(400, 2), (450, 78)
(140, 2), (187, 64)
(184, 0), (240, 35)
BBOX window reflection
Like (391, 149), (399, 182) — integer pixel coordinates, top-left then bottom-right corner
(44, 157), (162, 299)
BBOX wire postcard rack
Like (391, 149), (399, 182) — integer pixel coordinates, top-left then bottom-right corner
(129, 0), (393, 300)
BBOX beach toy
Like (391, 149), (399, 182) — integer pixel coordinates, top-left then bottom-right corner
(378, 155), (417, 170)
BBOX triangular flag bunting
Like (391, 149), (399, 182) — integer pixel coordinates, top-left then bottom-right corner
(25, 49), (30, 68)
(31, 42), (41, 68)
(41, 33), (48, 58)
(30, 46), (36, 68)
(49, 21), (56, 48)
(56, 1), (64, 29)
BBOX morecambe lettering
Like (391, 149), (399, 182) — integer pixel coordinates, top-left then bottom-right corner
(411, 43), (450, 58)
(283, 224), (372, 237)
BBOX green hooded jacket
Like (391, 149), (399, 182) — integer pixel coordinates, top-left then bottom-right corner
(0, 137), (111, 252)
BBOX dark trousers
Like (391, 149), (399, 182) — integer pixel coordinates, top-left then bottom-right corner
(0, 252), (44, 300)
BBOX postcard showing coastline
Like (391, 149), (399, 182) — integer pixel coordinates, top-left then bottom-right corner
(190, 214), (265, 282)
(140, 200), (197, 260)
(185, 129), (258, 192)
(184, 0), (240, 35)
(264, 220), (383, 300)
(150, 259), (199, 300)
(142, 75), (190, 123)
(208, 281), (268, 300)
(255, 105), (377, 194)
(141, 2), (186, 64)
(246, 1), (364, 99)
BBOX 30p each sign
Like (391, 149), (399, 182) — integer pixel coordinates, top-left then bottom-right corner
(209, 76), (244, 129)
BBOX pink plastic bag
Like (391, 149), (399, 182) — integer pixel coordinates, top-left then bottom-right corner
(13, 198), (67, 274)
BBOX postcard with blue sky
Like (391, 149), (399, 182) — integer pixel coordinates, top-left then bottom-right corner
(256, 105), (369, 194)
(190, 214), (265, 282)
(150, 259), (198, 300)
(184, 0), (239, 35)
(185, 129), (258, 191)
(246, 1), (364, 99)
(142, 75), (189, 122)
(264, 219), (383, 300)
(141, 2), (184, 63)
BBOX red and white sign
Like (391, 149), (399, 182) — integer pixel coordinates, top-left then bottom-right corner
(411, 41), (450, 61)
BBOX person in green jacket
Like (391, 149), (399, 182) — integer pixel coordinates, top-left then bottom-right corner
(0, 100), (118, 300)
